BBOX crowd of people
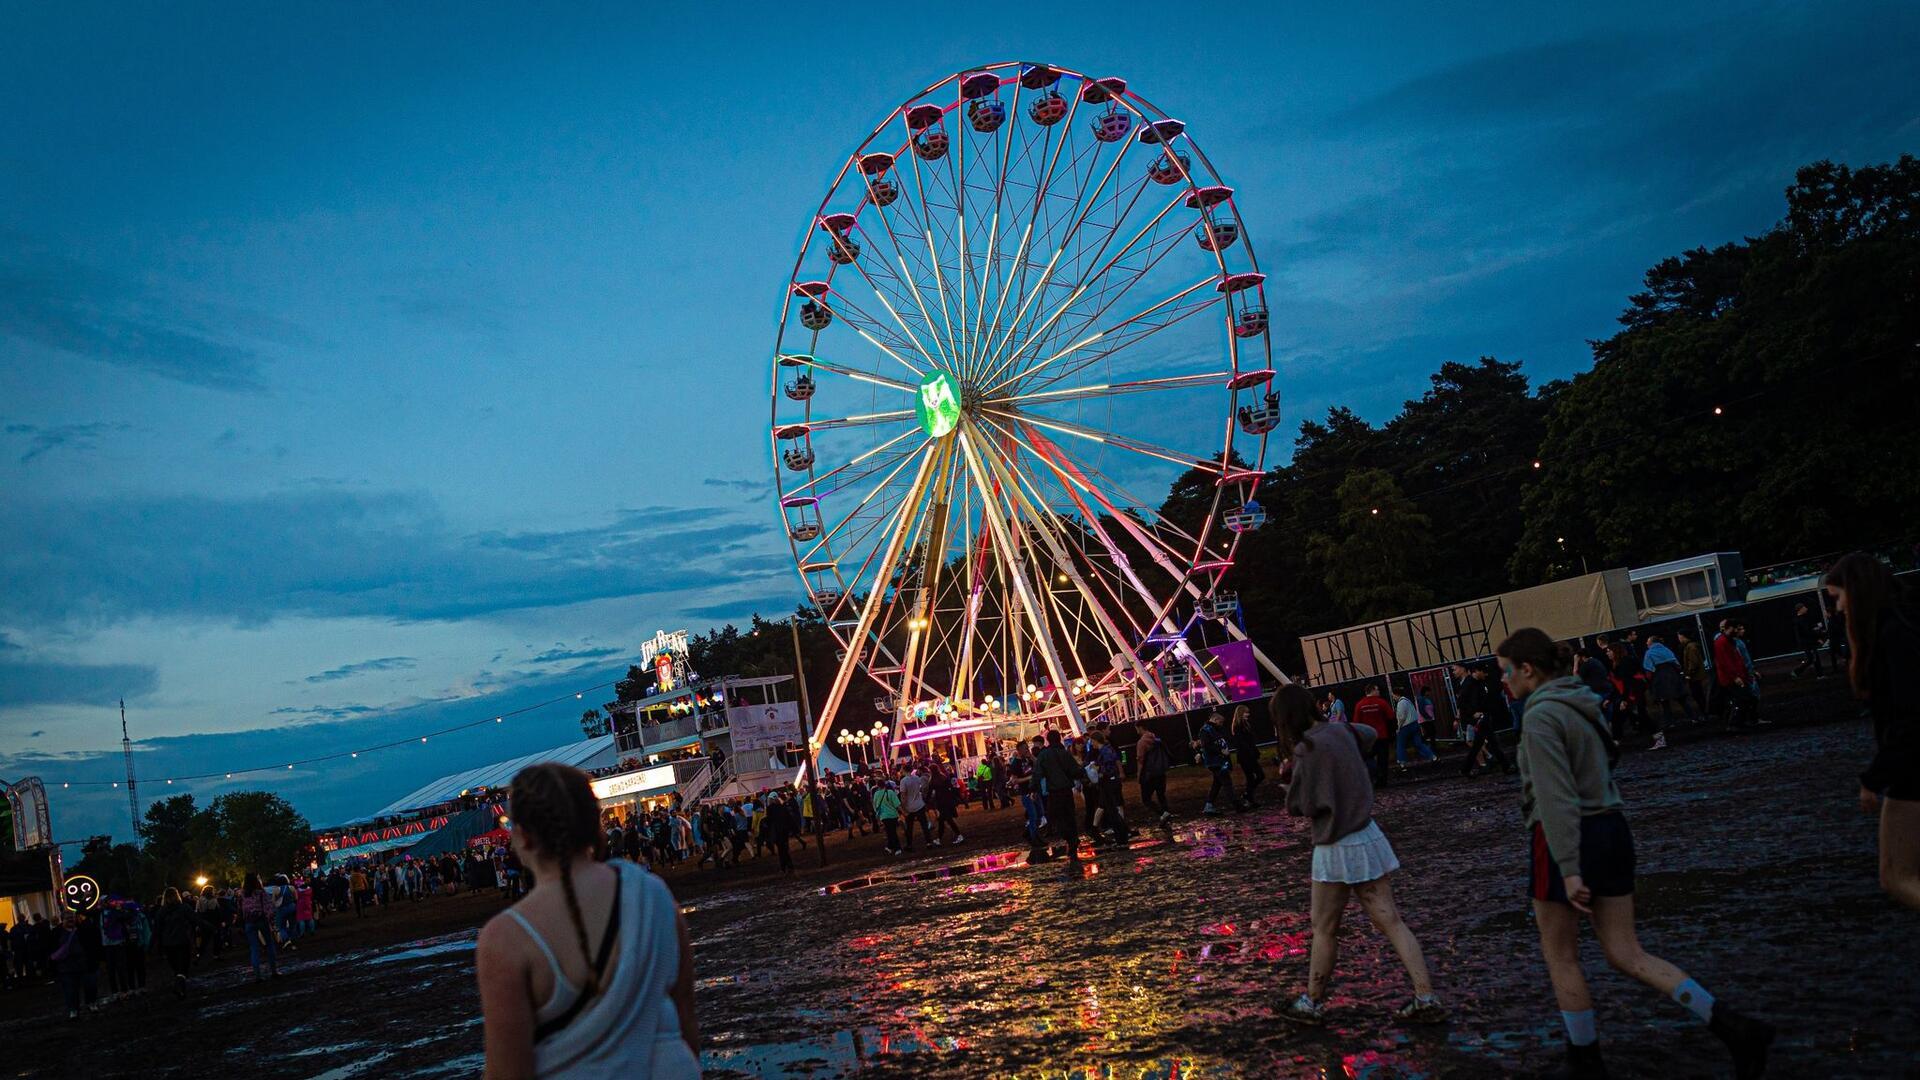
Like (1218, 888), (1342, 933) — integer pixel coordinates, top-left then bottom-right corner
(2, 844), (530, 1020)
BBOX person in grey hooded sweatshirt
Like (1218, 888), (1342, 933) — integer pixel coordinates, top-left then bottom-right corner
(1497, 627), (1772, 1080)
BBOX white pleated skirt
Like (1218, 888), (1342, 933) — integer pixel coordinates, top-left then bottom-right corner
(1310, 820), (1401, 884)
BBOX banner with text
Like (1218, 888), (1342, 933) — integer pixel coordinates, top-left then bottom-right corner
(728, 700), (801, 753)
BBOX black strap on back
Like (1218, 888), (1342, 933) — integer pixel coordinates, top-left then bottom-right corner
(533, 870), (623, 1044)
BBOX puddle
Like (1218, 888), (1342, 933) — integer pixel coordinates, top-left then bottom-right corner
(368, 938), (476, 966)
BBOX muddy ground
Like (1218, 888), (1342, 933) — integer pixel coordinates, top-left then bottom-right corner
(5, 681), (1917, 1078)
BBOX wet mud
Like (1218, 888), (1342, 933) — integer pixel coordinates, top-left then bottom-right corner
(6, 694), (1917, 1078)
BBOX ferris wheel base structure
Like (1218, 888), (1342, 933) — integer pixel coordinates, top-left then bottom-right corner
(766, 61), (1287, 774)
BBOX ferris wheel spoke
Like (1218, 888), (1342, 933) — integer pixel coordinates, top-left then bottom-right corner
(990, 370), (1232, 407)
(1010, 214), (1217, 396)
(798, 447), (925, 564)
(780, 427), (925, 499)
(799, 409), (916, 433)
(961, 85), (1055, 378)
(779, 354), (918, 394)
(982, 439), (1174, 709)
(862, 196), (962, 370)
(977, 185), (1185, 389)
(971, 92), (1083, 384)
(1010, 286), (1227, 399)
(804, 288), (930, 378)
(985, 275), (1215, 396)
(978, 131), (1146, 385)
(840, 232), (958, 370)
(955, 425), (1088, 732)
(979, 405), (1218, 474)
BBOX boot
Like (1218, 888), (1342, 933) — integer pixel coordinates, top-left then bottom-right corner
(1709, 1002), (1774, 1080)
(1556, 1040), (1608, 1080)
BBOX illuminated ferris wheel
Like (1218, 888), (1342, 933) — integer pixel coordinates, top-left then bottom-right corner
(769, 62), (1284, 756)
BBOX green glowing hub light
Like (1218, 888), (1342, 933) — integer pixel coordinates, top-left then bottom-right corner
(916, 369), (962, 438)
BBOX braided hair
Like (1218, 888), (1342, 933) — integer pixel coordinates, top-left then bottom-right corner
(508, 762), (609, 998)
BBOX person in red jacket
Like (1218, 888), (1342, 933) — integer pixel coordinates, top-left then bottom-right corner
(1351, 684), (1396, 786)
(1712, 619), (1757, 729)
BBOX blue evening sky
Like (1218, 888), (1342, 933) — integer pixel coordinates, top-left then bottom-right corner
(4, 2), (1915, 841)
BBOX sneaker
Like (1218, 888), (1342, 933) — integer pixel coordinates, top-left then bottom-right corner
(929, 839), (941, 847)
(1650, 733), (1668, 750)
(1393, 994), (1448, 1025)
(1278, 993), (1326, 1027)
(1708, 1002), (1773, 1080)
(1159, 811), (1173, 823)
(67, 1009), (78, 1020)
(951, 835), (964, 846)
(1202, 803), (1222, 816)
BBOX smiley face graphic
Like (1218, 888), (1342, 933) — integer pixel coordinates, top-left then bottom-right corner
(61, 873), (101, 913)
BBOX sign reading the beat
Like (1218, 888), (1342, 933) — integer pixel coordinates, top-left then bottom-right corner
(916, 370), (961, 438)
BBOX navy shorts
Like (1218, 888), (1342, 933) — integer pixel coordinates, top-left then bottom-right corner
(1529, 811), (1635, 903)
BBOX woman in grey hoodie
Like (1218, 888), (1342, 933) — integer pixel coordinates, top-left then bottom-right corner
(1272, 683), (1446, 1028)
(1499, 627), (1772, 1080)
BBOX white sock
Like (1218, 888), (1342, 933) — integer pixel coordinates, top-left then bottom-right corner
(1672, 978), (1715, 1023)
(1562, 1008), (1598, 1046)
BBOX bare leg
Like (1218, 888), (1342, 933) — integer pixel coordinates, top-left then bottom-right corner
(1589, 894), (1688, 994)
(1880, 797), (1920, 911)
(1352, 877), (1435, 997)
(1306, 880), (1350, 1000)
(1531, 900), (1592, 1013)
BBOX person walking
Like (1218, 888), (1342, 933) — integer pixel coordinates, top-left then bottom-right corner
(1823, 553), (1920, 910)
(1640, 635), (1696, 744)
(1230, 705), (1266, 808)
(1712, 619), (1758, 729)
(1271, 683), (1447, 1028)
(1196, 712), (1236, 814)
(476, 763), (699, 1078)
(153, 888), (200, 996)
(1088, 729), (1131, 844)
(1497, 627), (1772, 1079)
(1034, 729), (1085, 875)
(931, 766), (965, 846)
(1675, 631), (1711, 716)
(1135, 727), (1172, 821)
(237, 873), (279, 981)
(871, 781), (903, 855)
(898, 767), (932, 850)
(1453, 663), (1513, 777)
(1392, 684), (1438, 766)
(1790, 601), (1828, 679)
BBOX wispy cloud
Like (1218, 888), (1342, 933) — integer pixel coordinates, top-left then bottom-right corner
(303, 656), (417, 683)
(4, 421), (132, 464)
(0, 657), (158, 706)
(0, 489), (787, 630)
(529, 645), (623, 664)
(0, 242), (275, 391)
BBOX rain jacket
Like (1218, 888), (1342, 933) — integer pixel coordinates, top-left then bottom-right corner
(1517, 677), (1624, 881)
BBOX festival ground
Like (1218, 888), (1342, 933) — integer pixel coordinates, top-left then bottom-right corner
(5, 685), (1916, 1078)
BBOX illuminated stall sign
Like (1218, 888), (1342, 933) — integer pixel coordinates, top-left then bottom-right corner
(590, 764), (677, 802)
(641, 629), (690, 693)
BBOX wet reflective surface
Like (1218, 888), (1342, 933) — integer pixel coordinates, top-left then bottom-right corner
(4, 711), (1915, 1077)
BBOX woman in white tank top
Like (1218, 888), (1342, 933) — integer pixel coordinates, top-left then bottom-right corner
(477, 763), (699, 1078)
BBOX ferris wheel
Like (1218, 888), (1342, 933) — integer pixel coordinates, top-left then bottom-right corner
(769, 61), (1285, 756)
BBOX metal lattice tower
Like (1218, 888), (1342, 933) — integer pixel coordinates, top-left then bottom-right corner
(121, 700), (138, 841)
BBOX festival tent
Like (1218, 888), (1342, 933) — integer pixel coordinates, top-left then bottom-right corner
(404, 803), (507, 859)
(364, 734), (620, 819)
